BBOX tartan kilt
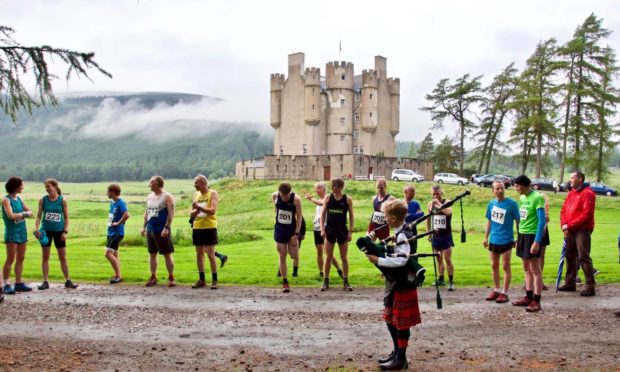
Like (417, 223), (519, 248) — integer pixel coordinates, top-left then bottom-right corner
(383, 288), (422, 330)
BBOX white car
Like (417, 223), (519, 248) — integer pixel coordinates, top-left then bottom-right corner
(391, 169), (424, 182)
(433, 172), (469, 186)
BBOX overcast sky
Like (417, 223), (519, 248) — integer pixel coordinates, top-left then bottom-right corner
(3, 0), (620, 141)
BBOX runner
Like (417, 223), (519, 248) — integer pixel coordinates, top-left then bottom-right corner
(426, 185), (455, 291)
(483, 181), (520, 303)
(306, 182), (343, 279)
(539, 191), (551, 290)
(511, 175), (546, 312)
(33, 179), (78, 289)
(320, 178), (355, 291)
(141, 176), (176, 287)
(2, 177), (33, 295)
(190, 175), (221, 289)
(105, 184), (130, 284)
(403, 184), (424, 253)
(368, 179), (394, 241)
(365, 199), (421, 370)
(277, 217), (305, 278)
(272, 182), (302, 293)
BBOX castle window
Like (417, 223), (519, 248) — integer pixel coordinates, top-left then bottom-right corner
(340, 98), (345, 105)
(370, 112), (373, 118)
(340, 135), (345, 141)
(312, 104), (315, 110)
(359, 146), (364, 154)
(302, 144), (307, 154)
(354, 130), (359, 139)
(284, 165), (288, 172)
(370, 93), (373, 99)
(354, 113), (359, 123)
(279, 145), (284, 155)
(340, 164), (343, 172)
(341, 74), (345, 81)
(353, 146), (359, 154)
(340, 117), (345, 124)
(312, 88), (315, 94)
(355, 93), (360, 102)
(276, 165), (279, 172)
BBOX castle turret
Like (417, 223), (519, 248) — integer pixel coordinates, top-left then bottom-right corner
(270, 73), (284, 128)
(325, 61), (355, 154)
(388, 77), (400, 135)
(360, 69), (378, 133)
(304, 67), (321, 126)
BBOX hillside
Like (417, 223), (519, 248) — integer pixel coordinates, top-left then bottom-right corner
(0, 92), (272, 181)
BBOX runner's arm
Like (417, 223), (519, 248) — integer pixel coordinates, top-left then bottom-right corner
(204, 190), (218, 215)
(1, 198), (22, 220)
(294, 195), (302, 234)
(62, 198), (70, 233)
(347, 196), (355, 232)
(34, 198), (43, 231)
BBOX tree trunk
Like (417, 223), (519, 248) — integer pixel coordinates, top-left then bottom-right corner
(536, 132), (542, 178)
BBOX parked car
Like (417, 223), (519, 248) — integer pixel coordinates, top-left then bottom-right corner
(531, 178), (564, 192)
(433, 173), (469, 185)
(391, 169), (424, 182)
(588, 181), (617, 196)
(477, 175), (512, 188)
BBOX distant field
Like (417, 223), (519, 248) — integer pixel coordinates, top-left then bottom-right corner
(2, 178), (619, 287)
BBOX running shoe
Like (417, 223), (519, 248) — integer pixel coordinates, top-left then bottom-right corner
(168, 278), (176, 287)
(447, 282), (455, 291)
(485, 290), (500, 301)
(580, 288), (596, 297)
(282, 283), (290, 293)
(557, 285), (576, 292)
(109, 276), (123, 284)
(14, 282), (33, 292)
(432, 279), (445, 286)
(2, 284), (15, 295)
(210, 281), (218, 290)
(525, 300), (541, 312)
(343, 280), (353, 291)
(495, 293), (509, 303)
(576, 277), (582, 284)
(64, 280), (78, 289)
(511, 296), (531, 307)
(220, 255), (228, 269)
(145, 277), (158, 287)
(320, 279), (329, 291)
(593, 269), (600, 277)
(38, 281), (49, 290)
(192, 280), (206, 289)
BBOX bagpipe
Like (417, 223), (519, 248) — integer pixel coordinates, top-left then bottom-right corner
(357, 190), (471, 310)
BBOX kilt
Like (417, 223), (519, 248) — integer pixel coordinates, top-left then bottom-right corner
(383, 288), (422, 330)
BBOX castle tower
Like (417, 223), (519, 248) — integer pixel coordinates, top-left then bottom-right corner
(270, 73), (284, 129)
(325, 61), (354, 154)
(304, 67), (321, 125)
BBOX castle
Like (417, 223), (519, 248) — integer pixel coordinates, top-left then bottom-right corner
(236, 53), (432, 181)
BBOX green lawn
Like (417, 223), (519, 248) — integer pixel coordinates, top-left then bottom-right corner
(2, 178), (619, 287)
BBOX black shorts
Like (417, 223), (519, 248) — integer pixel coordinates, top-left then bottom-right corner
(516, 233), (540, 259)
(106, 235), (124, 251)
(325, 226), (348, 245)
(431, 233), (454, 250)
(541, 227), (550, 246)
(274, 228), (295, 244)
(43, 230), (66, 249)
(146, 231), (174, 255)
(488, 242), (513, 254)
(313, 230), (324, 245)
(193, 228), (218, 246)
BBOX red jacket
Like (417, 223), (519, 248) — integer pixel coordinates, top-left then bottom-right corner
(560, 186), (596, 231)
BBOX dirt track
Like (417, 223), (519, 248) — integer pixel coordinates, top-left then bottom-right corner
(0, 282), (619, 371)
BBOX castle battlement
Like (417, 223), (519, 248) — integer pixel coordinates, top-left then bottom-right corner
(362, 69), (378, 88)
(304, 67), (321, 86)
(388, 77), (400, 95)
(270, 73), (285, 92)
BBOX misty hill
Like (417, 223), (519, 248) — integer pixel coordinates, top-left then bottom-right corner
(0, 92), (272, 181)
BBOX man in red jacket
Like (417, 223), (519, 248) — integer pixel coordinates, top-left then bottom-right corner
(559, 172), (596, 296)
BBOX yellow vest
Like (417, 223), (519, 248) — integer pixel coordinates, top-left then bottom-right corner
(193, 189), (217, 229)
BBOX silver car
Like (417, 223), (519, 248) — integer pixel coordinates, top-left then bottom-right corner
(391, 169), (424, 182)
(433, 172), (469, 185)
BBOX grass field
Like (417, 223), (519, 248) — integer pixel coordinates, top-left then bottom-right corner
(2, 178), (619, 288)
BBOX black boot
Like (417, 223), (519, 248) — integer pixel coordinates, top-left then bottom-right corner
(378, 350), (395, 364)
(379, 348), (407, 370)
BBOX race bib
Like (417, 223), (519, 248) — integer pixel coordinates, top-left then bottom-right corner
(44, 212), (61, 223)
(14, 218), (25, 224)
(313, 217), (321, 231)
(491, 206), (507, 225)
(147, 207), (159, 220)
(433, 215), (447, 229)
(196, 202), (208, 218)
(277, 209), (293, 225)
(520, 208), (527, 221)
(371, 211), (386, 225)
(107, 213), (114, 227)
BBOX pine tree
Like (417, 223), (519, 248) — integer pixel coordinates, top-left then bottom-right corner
(0, 25), (111, 123)
(432, 136), (458, 173)
(418, 133), (435, 161)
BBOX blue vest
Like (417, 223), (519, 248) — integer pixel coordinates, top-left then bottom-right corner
(42, 195), (64, 232)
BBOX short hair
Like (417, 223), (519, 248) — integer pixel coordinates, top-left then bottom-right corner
(431, 184), (442, 192)
(491, 180), (505, 189)
(574, 172), (585, 182)
(376, 179), (387, 188)
(514, 175), (531, 186)
(382, 199), (408, 224)
(315, 182), (327, 191)
(278, 182), (291, 194)
(152, 175), (165, 188)
(331, 178), (345, 189)
(195, 174), (208, 184)
(107, 183), (121, 196)
(5, 177), (23, 194)
(44, 178), (62, 195)
(403, 184), (415, 192)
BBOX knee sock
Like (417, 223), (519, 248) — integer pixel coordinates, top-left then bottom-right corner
(387, 324), (398, 351)
(199, 271), (205, 281)
(215, 252), (224, 260)
(396, 329), (410, 360)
